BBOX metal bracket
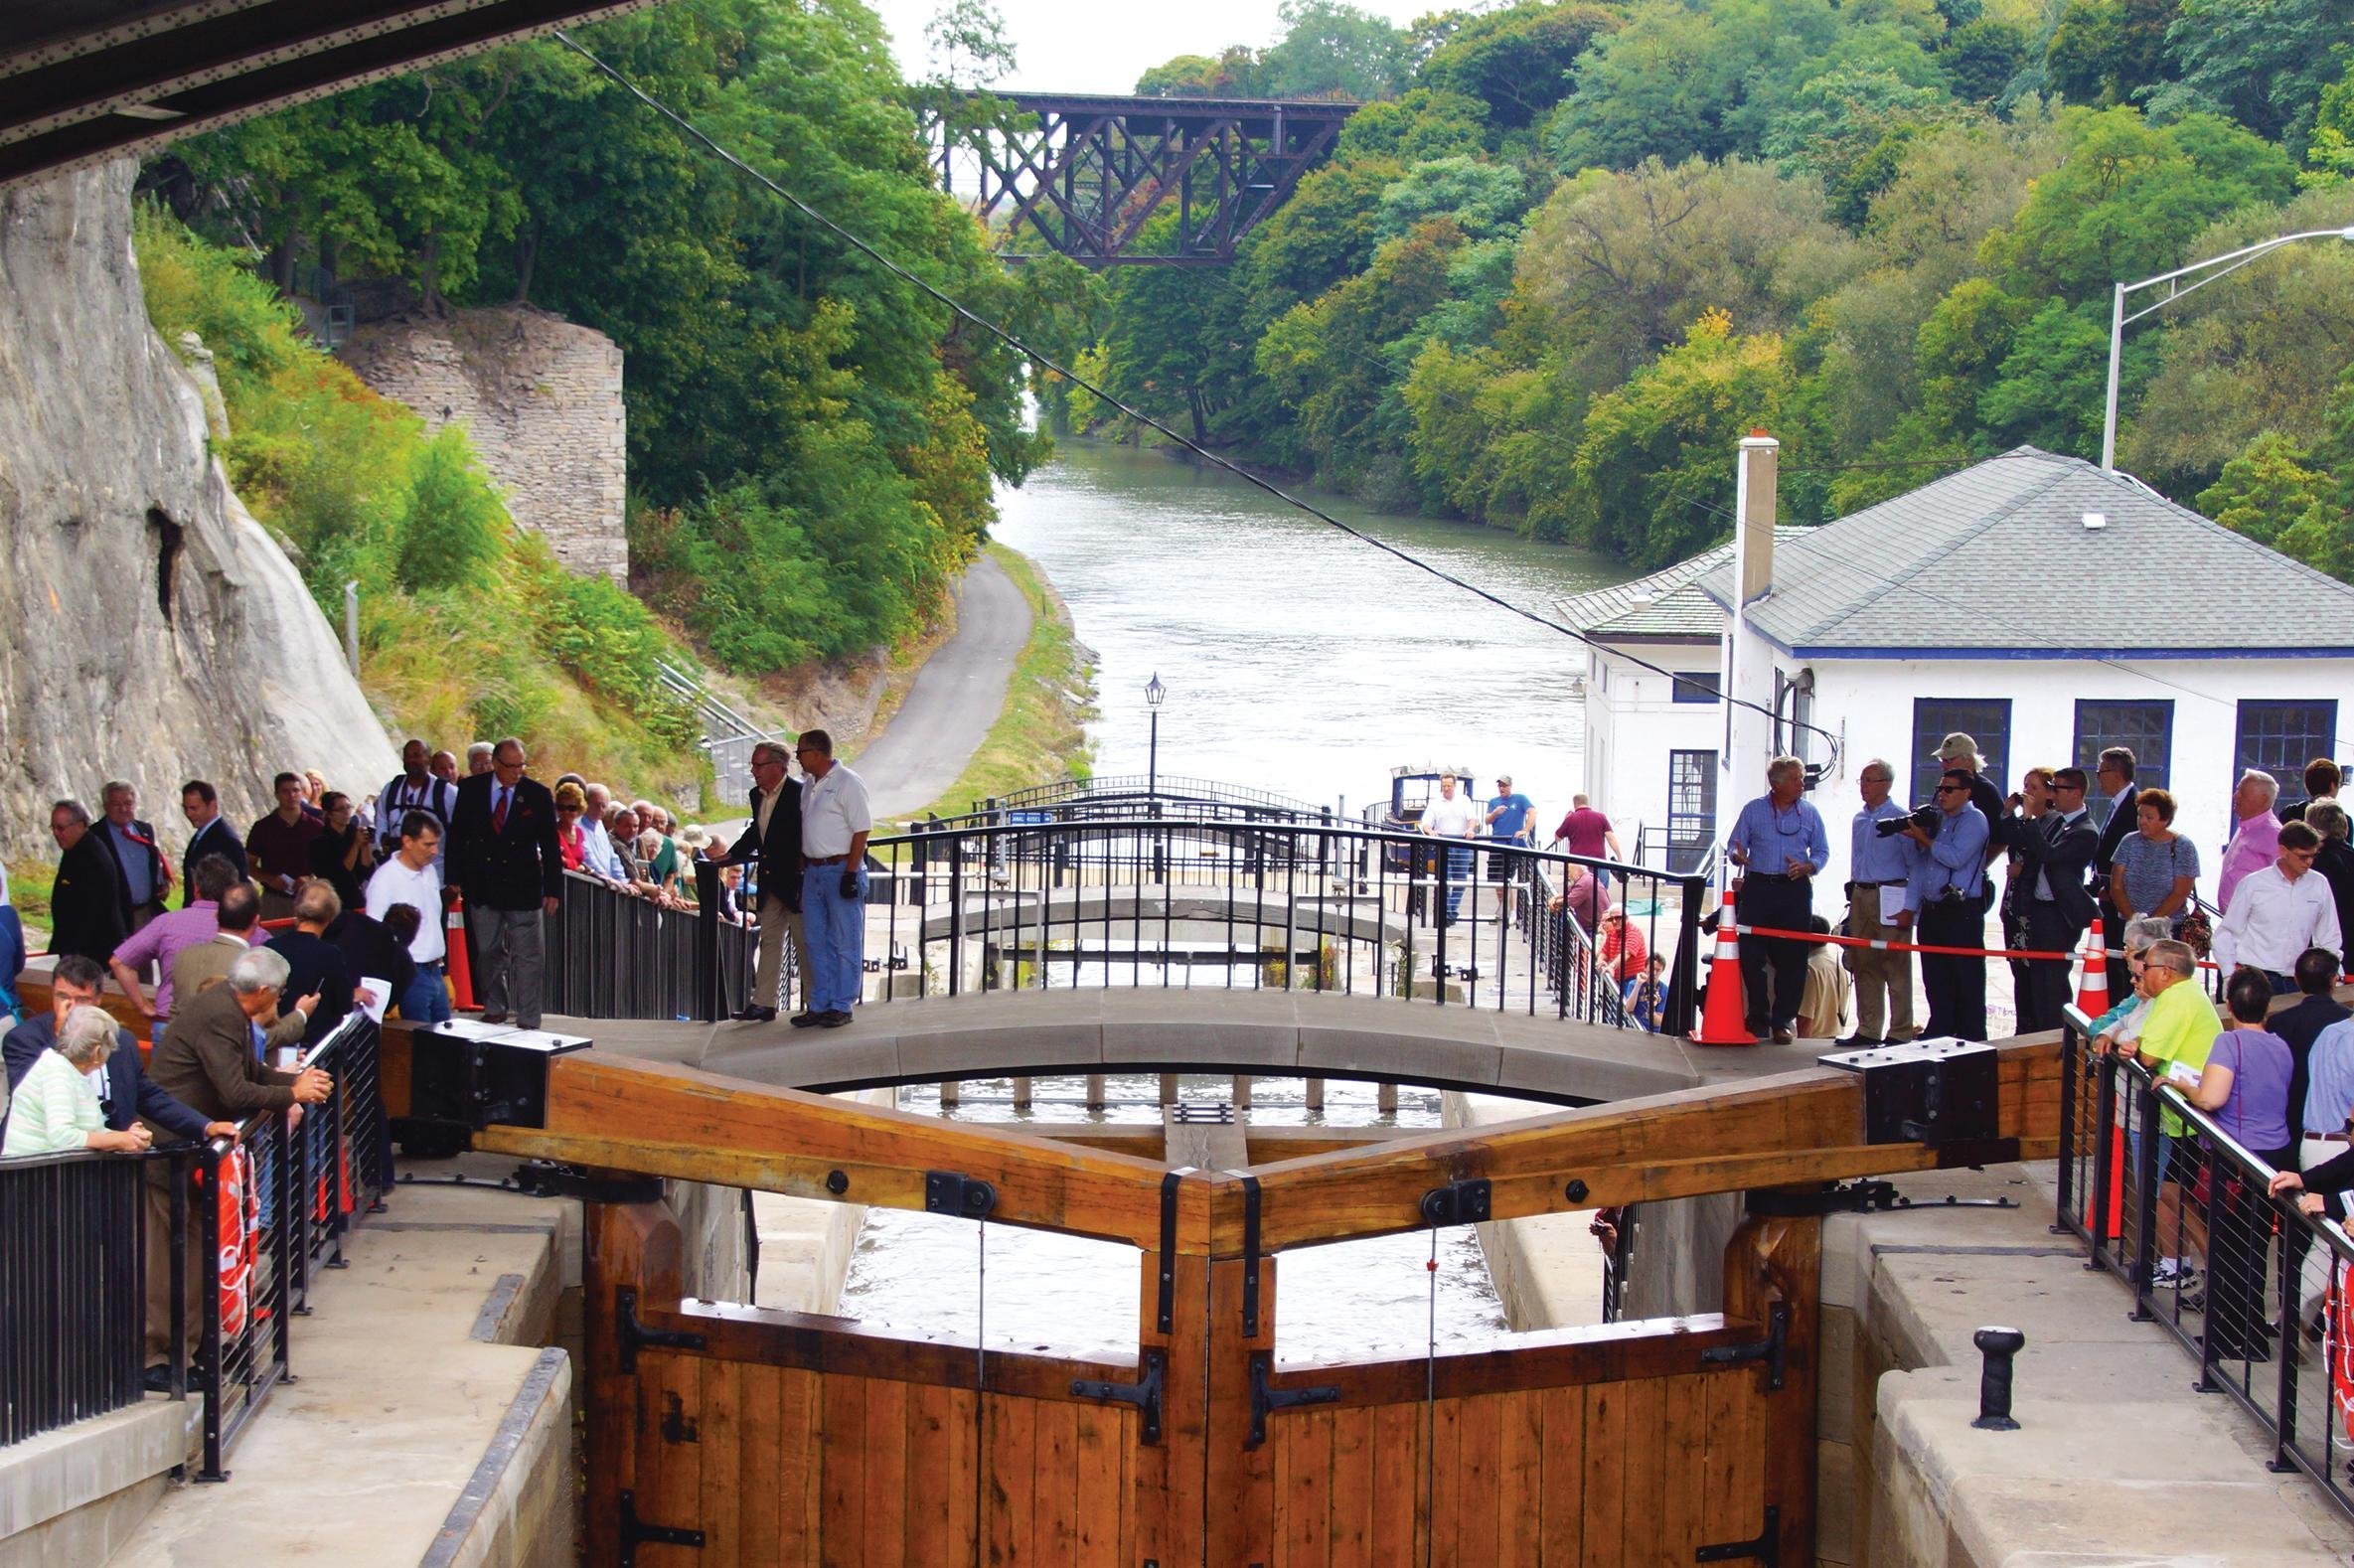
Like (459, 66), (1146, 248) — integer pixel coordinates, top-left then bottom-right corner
(617, 1488), (705, 1566)
(615, 1287), (707, 1374)
(1247, 1350), (1339, 1448)
(1822, 1037), (1999, 1146)
(1238, 1174), (1263, 1337)
(659, 1390), (699, 1445)
(1419, 1177), (1491, 1228)
(923, 1170), (998, 1219)
(1747, 1179), (2018, 1217)
(1156, 1170), (1188, 1333)
(511, 1162), (665, 1205)
(1699, 1301), (1790, 1391)
(1696, 1504), (1781, 1566)
(1171, 1102), (1234, 1124)
(1070, 1348), (1166, 1443)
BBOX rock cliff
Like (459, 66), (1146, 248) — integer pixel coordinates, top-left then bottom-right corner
(0, 160), (396, 860)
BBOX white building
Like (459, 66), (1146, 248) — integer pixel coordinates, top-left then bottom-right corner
(1563, 442), (2354, 900)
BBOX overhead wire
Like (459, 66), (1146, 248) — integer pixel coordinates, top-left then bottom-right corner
(549, 28), (1843, 760)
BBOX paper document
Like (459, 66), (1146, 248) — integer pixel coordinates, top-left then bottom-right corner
(357, 977), (391, 1024)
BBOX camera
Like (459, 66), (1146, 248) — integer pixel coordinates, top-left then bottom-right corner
(1873, 804), (1941, 839)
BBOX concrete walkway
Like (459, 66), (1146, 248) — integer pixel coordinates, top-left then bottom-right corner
(855, 552), (1031, 820)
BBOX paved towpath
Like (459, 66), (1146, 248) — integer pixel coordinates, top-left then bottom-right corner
(854, 551), (1031, 820)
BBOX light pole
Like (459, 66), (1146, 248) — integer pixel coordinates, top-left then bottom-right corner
(1144, 671), (1165, 806)
(2102, 227), (2354, 472)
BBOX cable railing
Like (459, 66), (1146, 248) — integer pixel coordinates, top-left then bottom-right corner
(0, 1012), (392, 1477)
(804, 816), (1702, 1033)
(2055, 1019), (2354, 1522)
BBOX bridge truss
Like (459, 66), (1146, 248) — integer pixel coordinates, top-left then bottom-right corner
(933, 92), (1357, 266)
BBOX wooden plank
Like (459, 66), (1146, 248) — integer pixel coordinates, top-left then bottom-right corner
(1453, 1393), (1501, 1564)
(1279, 1407), (1335, 1567)
(1699, 1370), (1745, 1550)
(1326, 1406), (1374, 1562)
(698, 1358), (741, 1568)
(778, 1368), (822, 1567)
(737, 1362), (784, 1568)
(905, 1383), (956, 1567)
(647, 1299), (1141, 1398)
(1616, 1377), (1667, 1565)
(1579, 1383), (1624, 1568)
(1072, 1404), (1126, 1566)
(640, 1350), (703, 1568)
(862, 1378), (908, 1564)
(1426, 1397), (1460, 1561)
(581, 1200), (682, 1564)
(1258, 1313), (1748, 1407)
(986, 1394), (1037, 1566)
(1033, 1397), (1081, 1567)
(1657, 1374), (1708, 1562)
(1493, 1390), (1541, 1568)
(1536, 1386), (1581, 1566)
(1724, 1214), (1821, 1567)
(1205, 1252), (1278, 1563)
(1163, 1104), (1249, 1172)
(1369, 1403), (1419, 1568)
(819, 1373), (865, 1568)
(946, 1387), (980, 1563)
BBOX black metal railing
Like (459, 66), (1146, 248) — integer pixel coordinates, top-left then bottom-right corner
(0, 1013), (393, 1478)
(548, 868), (759, 1020)
(988, 773), (1328, 818)
(764, 817), (1706, 1033)
(2056, 1021), (2354, 1521)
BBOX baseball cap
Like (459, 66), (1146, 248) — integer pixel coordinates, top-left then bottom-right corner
(1933, 732), (1980, 764)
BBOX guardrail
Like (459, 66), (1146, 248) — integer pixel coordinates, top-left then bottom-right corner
(989, 773), (1329, 818)
(2055, 1021), (2354, 1522)
(0, 1011), (391, 1479)
(547, 867), (761, 1020)
(827, 816), (1700, 1033)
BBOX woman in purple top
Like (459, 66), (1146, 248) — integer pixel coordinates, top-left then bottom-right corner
(2182, 968), (2294, 1357)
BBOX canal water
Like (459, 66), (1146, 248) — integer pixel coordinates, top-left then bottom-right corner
(990, 439), (1636, 816)
(839, 446), (1634, 1361)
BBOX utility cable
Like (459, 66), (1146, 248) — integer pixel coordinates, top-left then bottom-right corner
(549, 29), (1842, 761)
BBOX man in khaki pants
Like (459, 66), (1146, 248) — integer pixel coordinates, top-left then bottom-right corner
(722, 740), (804, 1022)
(1844, 759), (1922, 1044)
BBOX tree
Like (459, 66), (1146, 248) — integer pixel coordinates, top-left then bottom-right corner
(1135, 49), (1260, 97)
(1573, 309), (1802, 563)
(923, 0), (1017, 89)
(2044, 0), (2178, 105)
(1374, 156), (1528, 241)
(1938, 17), (2032, 102)
(1419, 3), (1620, 131)
(1974, 299), (2111, 454)
(2164, 0), (2354, 152)
(1335, 89), (1490, 163)
(1256, 1), (1409, 100)
(2195, 430), (2339, 550)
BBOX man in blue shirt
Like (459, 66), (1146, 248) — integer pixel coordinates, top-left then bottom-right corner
(1904, 767), (1992, 1040)
(1726, 755), (1831, 1043)
(1846, 758), (1921, 1045)
(1485, 775), (1535, 888)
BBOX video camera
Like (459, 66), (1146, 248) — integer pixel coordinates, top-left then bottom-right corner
(1872, 804), (1941, 839)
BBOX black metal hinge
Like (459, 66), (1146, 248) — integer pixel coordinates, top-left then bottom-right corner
(659, 1390), (699, 1445)
(924, 1170), (998, 1219)
(1237, 1173), (1262, 1337)
(512, 1162), (666, 1204)
(617, 1488), (705, 1566)
(615, 1287), (707, 1374)
(1247, 1350), (1339, 1448)
(1699, 1301), (1790, 1392)
(1419, 1177), (1491, 1228)
(1157, 1169), (1189, 1334)
(1696, 1504), (1780, 1566)
(1070, 1347), (1166, 1443)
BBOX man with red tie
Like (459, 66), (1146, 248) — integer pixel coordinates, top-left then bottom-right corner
(446, 736), (563, 1028)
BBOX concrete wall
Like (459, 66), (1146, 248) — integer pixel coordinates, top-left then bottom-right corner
(1582, 644), (1724, 855)
(340, 307), (628, 582)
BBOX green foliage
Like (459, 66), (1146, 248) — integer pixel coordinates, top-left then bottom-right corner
(1975, 299), (2111, 454)
(132, 206), (703, 793)
(2044, 0), (2178, 106)
(1418, 3), (1620, 131)
(1938, 18), (2033, 102)
(1374, 156), (1528, 241)
(2164, 0), (2353, 153)
(1256, 1), (1410, 100)
(2196, 430), (2337, 549)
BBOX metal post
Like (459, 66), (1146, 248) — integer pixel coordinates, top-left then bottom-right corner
(1148, 707), (1159, 807)
(1970, 1328), (2025, 1430)
(2100, 281), (2125, 472)
(693, 858), (720, 1021)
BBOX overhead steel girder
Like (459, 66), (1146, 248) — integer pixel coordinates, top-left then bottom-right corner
(935, 92), (1356, 266)
(0, 0), (660, 193)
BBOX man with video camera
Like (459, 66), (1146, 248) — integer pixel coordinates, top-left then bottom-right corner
(1903, 766), (1992, 1040)
(2001, 765), (2099, 1034)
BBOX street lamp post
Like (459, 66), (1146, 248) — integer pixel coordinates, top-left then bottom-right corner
(1145, 672), (1166, 806)
(2102, 227), (2354, 473)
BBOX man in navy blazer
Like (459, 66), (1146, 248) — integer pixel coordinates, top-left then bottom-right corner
(445, 736), (563, 1028)
(2, 955), (229, 1145)
(178, 780), (248, 908)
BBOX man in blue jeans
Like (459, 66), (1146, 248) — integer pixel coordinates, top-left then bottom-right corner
(794, 730), (872, 1028)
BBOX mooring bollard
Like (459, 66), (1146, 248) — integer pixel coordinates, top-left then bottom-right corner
(1971, 1326), (2026, 1430)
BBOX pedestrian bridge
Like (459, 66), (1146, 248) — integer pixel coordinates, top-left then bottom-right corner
(561, 988), (1844, 1105)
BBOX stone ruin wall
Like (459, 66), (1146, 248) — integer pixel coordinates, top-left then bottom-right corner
(339, 307), (628, 582)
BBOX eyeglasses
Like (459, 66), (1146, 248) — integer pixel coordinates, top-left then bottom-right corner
(2054, 782), (2086, 793)
(1935, 784), (1964, 794)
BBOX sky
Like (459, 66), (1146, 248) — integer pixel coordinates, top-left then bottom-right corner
(863, 0), (1433, 96)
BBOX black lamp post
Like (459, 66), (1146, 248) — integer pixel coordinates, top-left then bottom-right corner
(1145, 671), (1165, 806)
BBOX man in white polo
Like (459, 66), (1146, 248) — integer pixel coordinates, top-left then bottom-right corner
(366, 811), (450, 1022)
(796, 730), (871, 1028)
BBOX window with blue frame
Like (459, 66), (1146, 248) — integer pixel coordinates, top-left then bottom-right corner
(1670, 670), (1721, 704)
(1910, 700), (2011, 808)
(2073, 701), (2172, 829)
(2234, 701), (2339, 813)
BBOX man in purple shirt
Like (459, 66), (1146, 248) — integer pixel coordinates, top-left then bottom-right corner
(2218, 769), (2283, 913)
(107, 854), (242, 1039)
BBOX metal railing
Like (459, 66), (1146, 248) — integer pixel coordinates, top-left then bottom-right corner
(0, 1013), (392, 1477)
(547, 868), (760, 1020)
(988, 773), (1328, 818)
(2056, 1021), (2354, 1522)
(798, 816), (1702, 1033)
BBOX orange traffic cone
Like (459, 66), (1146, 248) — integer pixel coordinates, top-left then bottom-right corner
(2075, 916), (2110, 1019)
(1690, 878), (1755, 1046)
(445, 896), (479, 1013)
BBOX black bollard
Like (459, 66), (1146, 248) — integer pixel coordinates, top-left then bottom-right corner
(1971, 1326), (2026, 1430)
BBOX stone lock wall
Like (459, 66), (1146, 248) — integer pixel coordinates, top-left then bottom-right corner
(339, 307), (627, 582)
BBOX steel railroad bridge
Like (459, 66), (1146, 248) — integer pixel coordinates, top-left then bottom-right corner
(931, 92), (1358, 265)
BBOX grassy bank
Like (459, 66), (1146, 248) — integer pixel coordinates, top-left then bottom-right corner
(910, 544), (1095, 820)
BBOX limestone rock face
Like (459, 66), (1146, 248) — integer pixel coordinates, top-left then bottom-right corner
(339, 306), (628, 582)
(0, 160), (397, 860)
